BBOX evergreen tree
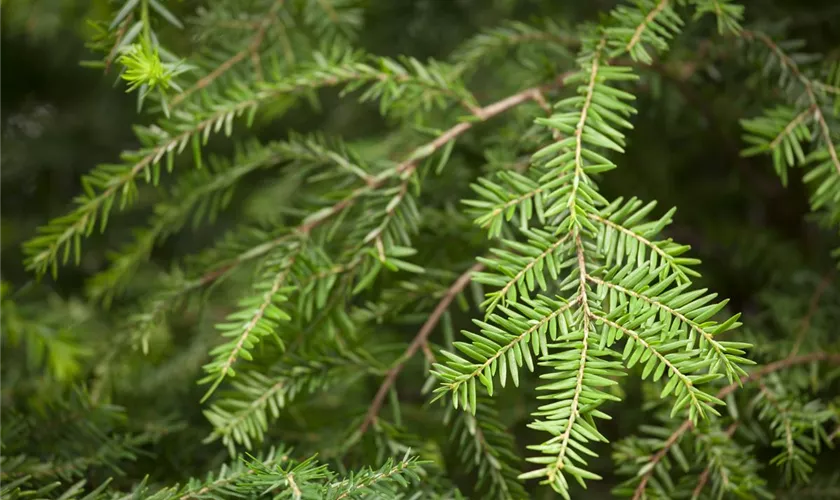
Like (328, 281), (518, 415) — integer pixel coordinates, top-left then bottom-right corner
(2, 0), (840, 498)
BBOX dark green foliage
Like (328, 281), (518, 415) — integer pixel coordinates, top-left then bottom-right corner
(2, 0), (840, 499)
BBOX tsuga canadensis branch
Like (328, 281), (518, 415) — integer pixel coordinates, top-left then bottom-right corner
(626, 0), (670, 54)
(567, 38), (606, 226)
(433, 3), (735, 493)
(204, 258), (296, 399)
(197, 79), (568, 396)
(741, 29), (840, 176)
(632, 351), (840, 500)
(545, 234), (594, 483)
(194, 81), (567, 289)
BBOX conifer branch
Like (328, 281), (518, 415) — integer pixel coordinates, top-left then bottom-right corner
(190, 83), (560, 290)
(445, 298), (580, 396)
(587, 275), (742, 380)
(204, 349), (374, 451)
(626, 0), (670, 54)
(471, 422), (516, 494)
(491, 233), (571, 313)
(23, 51), (496, 277)
(440, 5), (699, 494)
(608, 0), (683, 63)
(14, 2), (840, 498)
(632, 351), (840, 499)
(24, 91), (282, 276)
(596, 315), (705, 415)
(768, 106), (815, 149)
(175, 451), (291, 500)
(451, 19), (579, 75)
(568, 39), (606, 226)
(88, 140), (300, 303)
(330, 457), (418, 499)
(759, 383), (796, 464)
(201, 253), (297, 400)
(445, 399), (528, 498)
(742, 30), (840, 176)
(587, 212), (697, 282)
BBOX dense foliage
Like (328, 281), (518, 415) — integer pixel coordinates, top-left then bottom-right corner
(2, 0), (840, 498)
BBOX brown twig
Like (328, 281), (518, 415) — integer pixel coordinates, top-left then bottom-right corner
(791, 269), (835, 356)
(357, 262), (485, 436)
(105, 13), (134, 72)
(632, 352), (840, 500)
(171, 1), (284, 107)
(769, 105), (817, 149)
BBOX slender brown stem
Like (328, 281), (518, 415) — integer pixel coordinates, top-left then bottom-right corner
(105, 13), (134, 72)
(791, 269), (835, 355)
(626, 0), (670, 53)
(632, 352), (840, 500)
(171, 0), (285, 107)
(769, 106), (816, 149)
(358, 262), (484, 436)
(195, 82), (563, 287)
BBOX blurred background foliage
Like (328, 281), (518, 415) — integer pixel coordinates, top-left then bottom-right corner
(2, 0), (840, 497)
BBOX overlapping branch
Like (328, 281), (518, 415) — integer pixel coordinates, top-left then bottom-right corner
(631, 351), (840, 499)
